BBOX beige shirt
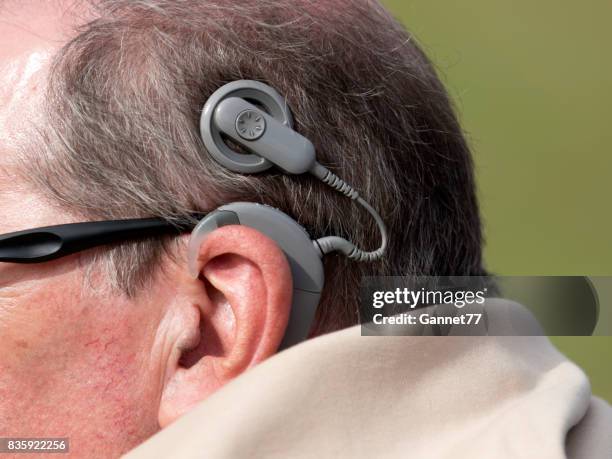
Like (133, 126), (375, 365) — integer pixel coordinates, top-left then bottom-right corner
(125, 304), (612, 458)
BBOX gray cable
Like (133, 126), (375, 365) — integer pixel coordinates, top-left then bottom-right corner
(310, 162), (388, 261)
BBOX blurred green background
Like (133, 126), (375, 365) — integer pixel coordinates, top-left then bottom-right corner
(383, 0), (611, 402)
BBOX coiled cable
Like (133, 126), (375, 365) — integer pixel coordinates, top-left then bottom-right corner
(310, 162), (388, 262)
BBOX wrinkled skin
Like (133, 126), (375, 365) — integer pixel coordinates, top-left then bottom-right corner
(0, 3), (292, 457)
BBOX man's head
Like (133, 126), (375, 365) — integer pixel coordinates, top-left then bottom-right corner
(0, 0), (484, 456)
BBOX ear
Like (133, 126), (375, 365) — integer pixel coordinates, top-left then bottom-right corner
(158, 225), (293, 427)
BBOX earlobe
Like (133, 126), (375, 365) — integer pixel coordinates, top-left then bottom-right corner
(158, 225), (292, 427)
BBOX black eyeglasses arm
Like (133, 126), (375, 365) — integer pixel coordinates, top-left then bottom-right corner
(0, 217), (200, 264)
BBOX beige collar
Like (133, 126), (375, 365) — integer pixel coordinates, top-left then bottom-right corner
(125, 301), (611, 458)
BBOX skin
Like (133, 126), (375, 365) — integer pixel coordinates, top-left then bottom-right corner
(0, 3), (293, 458)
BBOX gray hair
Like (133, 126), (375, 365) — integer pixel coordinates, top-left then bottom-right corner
(23, 0), (484, 334)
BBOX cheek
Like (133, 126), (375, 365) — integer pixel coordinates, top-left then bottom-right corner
(0, 267), (161, 444)
(0, 273), (76, 366)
